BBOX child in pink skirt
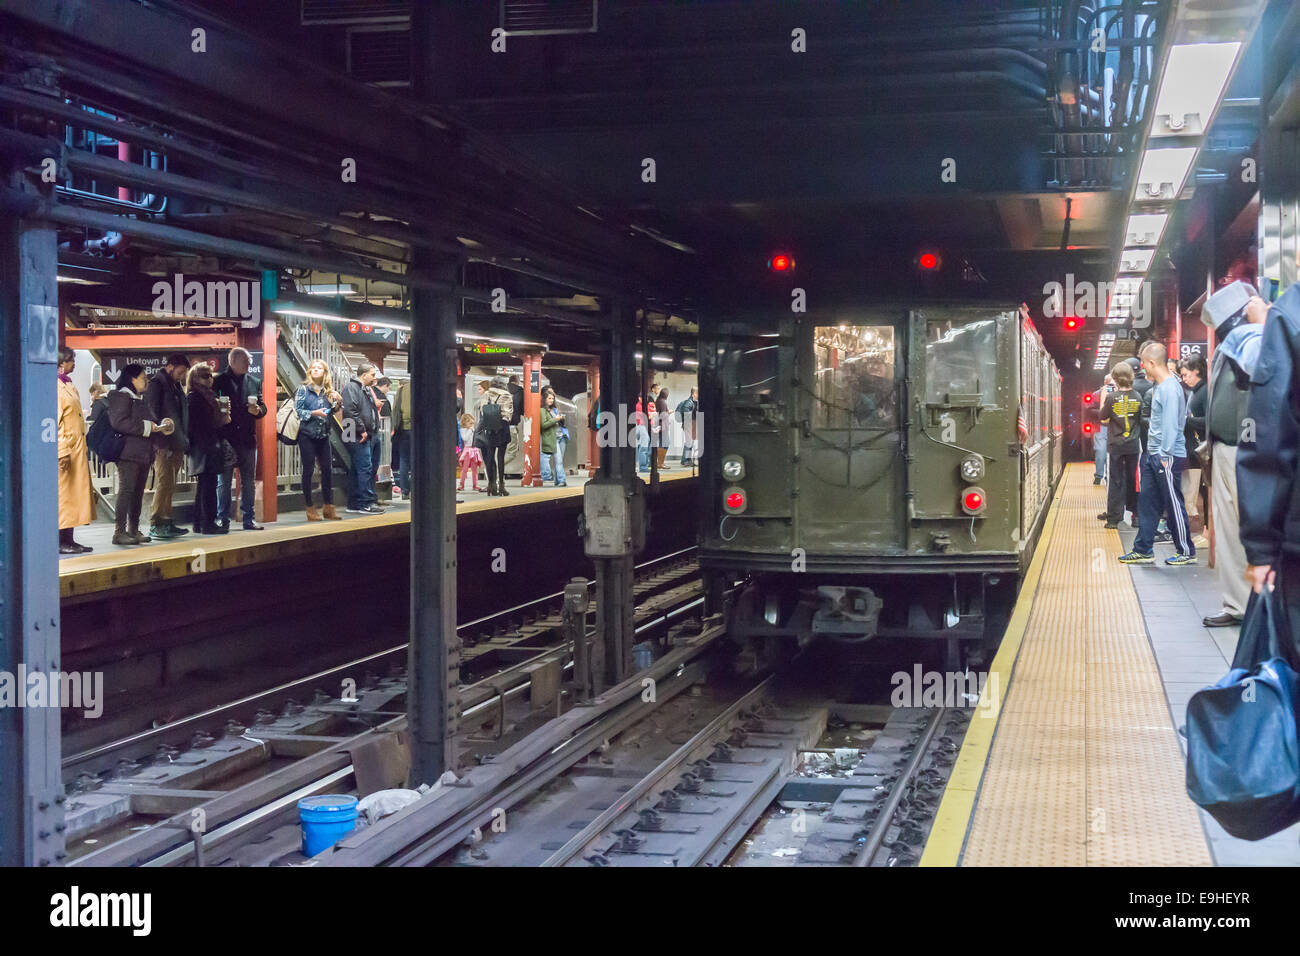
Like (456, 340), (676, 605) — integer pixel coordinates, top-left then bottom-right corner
(457, 413), (483, 491)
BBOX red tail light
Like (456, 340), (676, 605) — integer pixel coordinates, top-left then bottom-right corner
(961, 487), (986, 515)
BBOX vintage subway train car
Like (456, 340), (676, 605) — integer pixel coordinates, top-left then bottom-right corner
(698, 302), (1062, 666)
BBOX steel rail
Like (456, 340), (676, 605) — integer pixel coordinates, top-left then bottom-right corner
(540, 676), (773, 867)
(852, 707), (947, 867)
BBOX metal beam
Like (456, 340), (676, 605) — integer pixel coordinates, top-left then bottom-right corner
(0, 171), (65, 866)
(407, 250), (460, 784)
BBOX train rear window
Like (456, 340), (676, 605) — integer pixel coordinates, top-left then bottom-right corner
(719, 333), (781, 403)
(924, 319), (1001, 406)
(812, 325), (896, 429)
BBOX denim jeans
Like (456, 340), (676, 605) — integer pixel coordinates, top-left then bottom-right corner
(217, 442), (257, 524)
(394, 431), (411, 495)
(541, 448), (565, 485)
(1093, 429), (1108, 479)
(345, 440), (375, 510)
(1134, 453), (1193, 556)
(636, 425), (650, 472)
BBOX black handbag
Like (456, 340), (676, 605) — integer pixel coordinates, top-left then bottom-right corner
(1185, 581), (1300, 840)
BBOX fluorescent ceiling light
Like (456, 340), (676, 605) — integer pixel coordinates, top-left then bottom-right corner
(303, 283), (357, 295)
(1152, 42), (1241, 137)
(1125, 213), (1169, 247)
(1135, 147), (1197, 201)
(1119, 248), (1154, 273)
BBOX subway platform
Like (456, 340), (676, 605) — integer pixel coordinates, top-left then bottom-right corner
(922, 464), (1300, 867)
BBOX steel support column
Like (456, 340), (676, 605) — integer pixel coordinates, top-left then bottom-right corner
(519, 351), (544, 487)
(592, 303), (639, 689)
(407, 251), (461, 784)
(0, 172), (65, 866)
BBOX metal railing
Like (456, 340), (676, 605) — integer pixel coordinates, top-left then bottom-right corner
(280, 313), (355, 389)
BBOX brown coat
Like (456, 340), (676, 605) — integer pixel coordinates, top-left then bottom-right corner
(57, 377), (95, 528)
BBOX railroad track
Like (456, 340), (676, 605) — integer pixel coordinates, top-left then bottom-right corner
(63, 549), (707, 864)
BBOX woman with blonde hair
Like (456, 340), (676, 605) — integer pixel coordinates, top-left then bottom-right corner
(295, 359), (342, 520)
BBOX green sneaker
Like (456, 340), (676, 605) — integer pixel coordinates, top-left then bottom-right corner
(149, 524), (177, 539)
(1118, 550), (1154, 565)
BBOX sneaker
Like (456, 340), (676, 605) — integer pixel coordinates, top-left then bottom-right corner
(1093, 476), (1102, 485)
(1192, 534), (1210, 551)
(168, 521), (190, 536)
(1165, 553), (1197, 567)
(1153, 532), (1172, 544)
(1118, 550), (1155, 565)
(243, 520), (265, 531)
(345, 506), (365, 514)
(363, 504), (386, 515)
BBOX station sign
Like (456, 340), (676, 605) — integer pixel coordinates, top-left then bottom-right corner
(332, 322), (400, 346)
(97, 350), (264, 384)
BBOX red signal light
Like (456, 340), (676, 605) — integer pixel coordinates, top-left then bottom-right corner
(961, 487), (986, 515)
(726, 491), (745, 510)
(919, 252), (938, 270)
(1065, 316), (1081, 331)
(768, 254), (794, 273)
(1083, 422), (1095, 435)
(1083, 392), (1094, 405)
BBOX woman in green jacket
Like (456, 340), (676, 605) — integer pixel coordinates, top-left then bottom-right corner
(539, 387), (566, 487)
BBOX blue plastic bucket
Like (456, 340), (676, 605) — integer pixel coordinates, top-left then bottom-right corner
(298, 794), (358, 857)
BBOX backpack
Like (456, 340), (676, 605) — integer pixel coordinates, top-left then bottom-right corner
(479, 399), (504, 433)
(85, 406), (126, 462)
(494, 390), (514, 424)
(276, 396), (300, 445)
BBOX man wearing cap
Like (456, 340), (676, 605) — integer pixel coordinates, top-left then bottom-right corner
(1238, 269), (1300, 636)
(1201, 280), (1269, 627)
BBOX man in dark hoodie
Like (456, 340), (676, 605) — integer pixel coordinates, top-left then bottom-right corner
(214, 347), (268, 531)
(1238, 266), (1300, 646)
(341, 362), (385, 514)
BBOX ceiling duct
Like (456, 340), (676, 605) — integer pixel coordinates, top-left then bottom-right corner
(301, 0), (410, 27)
(346, 25), (411, 87)
(501, 0), (598, 37)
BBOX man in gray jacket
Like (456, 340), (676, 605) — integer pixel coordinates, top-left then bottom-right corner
(1120, 341), (1195, 566)
(1199, 281), (1269, 625)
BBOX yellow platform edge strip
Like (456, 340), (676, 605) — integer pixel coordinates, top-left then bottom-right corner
(918, 462), (1071, 867)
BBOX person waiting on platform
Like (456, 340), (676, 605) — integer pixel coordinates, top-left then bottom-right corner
(144, 352), (191, 539)
(341, 362), (384, 515)
(1178, 353), (1209, 542)
(635, 395), (651, 473)
(1097, 362), (1141, 530)
(1200, 280), (1269, 627)
(539, 386), (567, 487)
(655, 388), (671, 470)
(185, 363), (231, 535)
(505, 374), (525, 478)
(214, 347), (268, 531)
(458, 412), (483, 492)
(676, 387), (699, 466)
(87, 382), (109, 424)
(56, 348), (94, 554)
(108, 362), (175, 547)
(1238, 263), (1300, 633)
(1091, 378), (1111, 485)
(1120, 342), (1195, 567)
(392, 378), (413, 500)
(475, 375), (513, 496)
(295, 359), (342, 521)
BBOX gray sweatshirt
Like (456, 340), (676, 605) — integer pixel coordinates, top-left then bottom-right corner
(1147, 375), (1187, 460)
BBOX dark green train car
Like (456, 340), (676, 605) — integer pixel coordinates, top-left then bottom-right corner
(698, 302), (1062, 663)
